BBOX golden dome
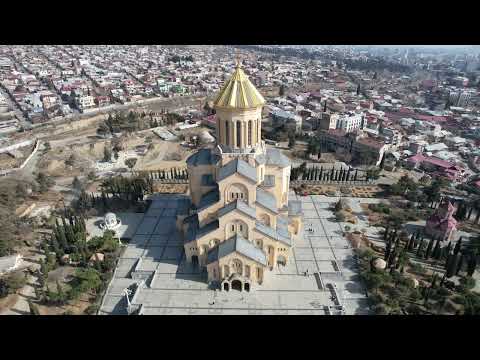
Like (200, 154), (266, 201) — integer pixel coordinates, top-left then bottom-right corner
(214, 64), (265, 110)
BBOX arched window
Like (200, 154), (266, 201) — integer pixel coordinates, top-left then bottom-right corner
(245, 265), (251, 278)
(248, 120), (252, 146)
(225, 121), (229, 146)
(236, 121), (241, 147)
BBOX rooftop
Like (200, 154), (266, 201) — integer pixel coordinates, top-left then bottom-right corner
(207, 234), (267, 266)
(214, 63), (265, 110)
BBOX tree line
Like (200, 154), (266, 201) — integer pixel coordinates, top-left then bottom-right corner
(133, 168), (188, 181)
(290, 162), (373, 183)
(383, 227), (477, 283)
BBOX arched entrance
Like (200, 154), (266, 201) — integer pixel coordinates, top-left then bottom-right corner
(191, 255), (198, 267)
(277, 255), (287, 267)
(244, 283), (250, 292)
(223, 282), (230, 291)
(232, 279), (242, 291)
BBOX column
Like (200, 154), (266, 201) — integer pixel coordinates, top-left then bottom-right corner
(257, 118), (261, 143)
(242, 121), (246, 148)
(233, 120), (237, 148)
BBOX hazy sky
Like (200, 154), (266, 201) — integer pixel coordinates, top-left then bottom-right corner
(365, 45), (474, 49)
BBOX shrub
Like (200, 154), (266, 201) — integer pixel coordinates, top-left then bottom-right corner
(1, 272), (26, 296)
(336, 212), (346, 222)
(85, 304), (100, 315)
(459, 276), (476, 290)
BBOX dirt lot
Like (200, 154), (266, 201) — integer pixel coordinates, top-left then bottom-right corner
(294, 184), (383, 198)
(154, 184), (188, 194)
(0, 144), (35, 170)
(0, 294), (20, 313)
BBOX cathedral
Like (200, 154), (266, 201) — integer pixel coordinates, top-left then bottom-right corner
(177, 61), (303, 292)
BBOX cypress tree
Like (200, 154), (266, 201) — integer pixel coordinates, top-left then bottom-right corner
(408, 233), (415, 251)
(446, 254), (459, 278)
(384, 239), (392, 261)
(453, 237), (462, 255)
(467, 256), (477, 277)
(384, 226), (390, 241)
(442, 241), (452, 261)
(456, 254), (464, 275)
(445, 251), (453, 271)
(431, 273), (438, 288)
(424, 238), (434, 259)
(432, 239), (442, 260)
(387, 249), (396, 268)
(467, 207), (473, 220)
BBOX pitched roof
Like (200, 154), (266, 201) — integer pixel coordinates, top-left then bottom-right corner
(186, 148), (221, 167)
(185, 216), (219, 244)
(217, 200), (257, 220)
(206, 234), (267, 266)
(265, 148), (290, 168)
(197, 188), (220, 211)
(288, 200), (302, 216)
(254, 221), (292, 246)
(217, 158), (257, 183)
(256, 187), (278, 214)
(214, 65), (265, 110)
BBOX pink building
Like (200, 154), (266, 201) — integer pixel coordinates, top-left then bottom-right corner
(425, 200), (458, 241)
(406, 154), (465, 182)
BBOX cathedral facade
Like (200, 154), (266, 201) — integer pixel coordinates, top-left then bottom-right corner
(178, 62), (302, 292)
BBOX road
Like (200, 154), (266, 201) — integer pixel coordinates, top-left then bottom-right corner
(0, 85), (30, 129)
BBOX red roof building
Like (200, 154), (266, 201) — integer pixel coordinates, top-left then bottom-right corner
(425, 200), (457, 241)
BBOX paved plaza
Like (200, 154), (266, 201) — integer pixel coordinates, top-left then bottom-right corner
(99, 193), (371, 315)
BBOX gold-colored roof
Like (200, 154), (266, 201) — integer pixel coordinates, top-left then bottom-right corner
(214, 64), (265, 110)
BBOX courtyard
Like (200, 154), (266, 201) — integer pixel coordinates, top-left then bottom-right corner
(99, 193), (371, 315)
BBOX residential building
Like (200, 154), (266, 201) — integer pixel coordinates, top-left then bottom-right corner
(336, 112), (364, 133)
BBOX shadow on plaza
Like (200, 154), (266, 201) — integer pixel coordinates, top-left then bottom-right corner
(110, 296), (128, 315)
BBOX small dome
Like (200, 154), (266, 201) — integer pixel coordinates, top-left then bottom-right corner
(104, 212), (117, 226)
(372, 258), (387, 270)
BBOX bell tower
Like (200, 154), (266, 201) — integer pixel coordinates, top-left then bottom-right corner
(213, 58), (265, 153)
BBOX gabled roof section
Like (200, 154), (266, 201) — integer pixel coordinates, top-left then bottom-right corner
(217, 158), (257, 183)
(206, 234), (267, 266)
(185, 217), (219, 244)
(196, 188), (220, 211)
(265, 148), (290, 168)
(214, 65), (265, 110)
(255, 221), (292, 246)
(288, 200), (302, 216)
(256, 187), (278, 214)
(217, 200), (257, 220)
(186, 148), (221, 167)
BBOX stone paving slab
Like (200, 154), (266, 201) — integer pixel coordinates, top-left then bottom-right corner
(121, 246), (146, 259)
(142, 246), (165, 260)
(100, 194), (370, 315)
(135, 217), (160, 235)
